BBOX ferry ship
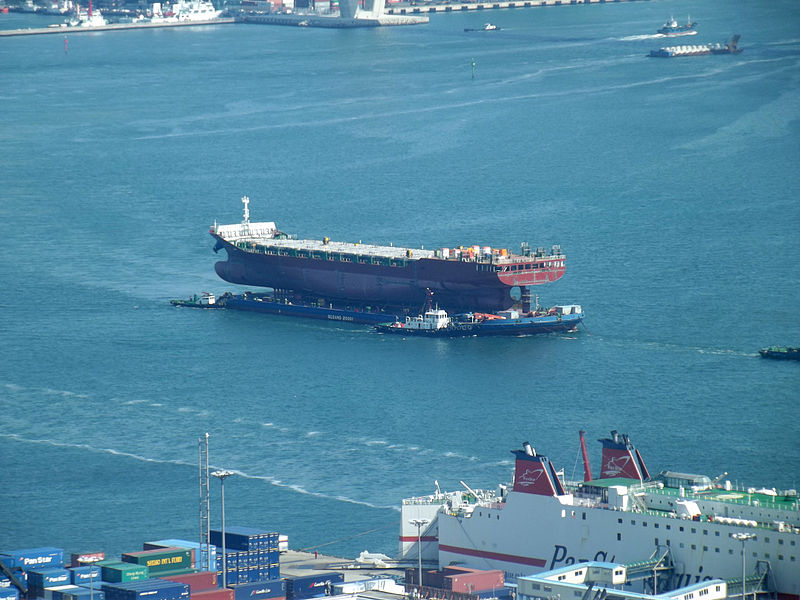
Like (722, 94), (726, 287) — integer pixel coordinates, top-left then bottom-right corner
(399, 431), (800, 600)
(211, 197), (566, 314)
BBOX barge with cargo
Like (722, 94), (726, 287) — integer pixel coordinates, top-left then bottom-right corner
(649, 35), (742, 58)
(170, 291), (403, 325)
(399, 429), (800, 598)
(211, 196), (566, 314)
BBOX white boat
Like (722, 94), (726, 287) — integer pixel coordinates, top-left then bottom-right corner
(172, 0), (222, 21)
(68, 7), (107, 26)
(400, 430), (800, 598)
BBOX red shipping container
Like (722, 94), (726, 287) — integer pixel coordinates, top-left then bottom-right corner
(161, 571), (218, 593)
(446, 570), (504, 594)
(442, 567), (478, 577)
(192, 589), (235, 600)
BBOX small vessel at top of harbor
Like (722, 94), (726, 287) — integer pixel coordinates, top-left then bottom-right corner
(657, 15), (696, 36)
(67, 0), (107, 26)
(759, 346), (800, 360)
(172, 0), (222, 21)
(649, 35), (742, 58)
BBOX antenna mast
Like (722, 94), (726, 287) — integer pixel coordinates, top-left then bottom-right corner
(199, 433), (211, 570)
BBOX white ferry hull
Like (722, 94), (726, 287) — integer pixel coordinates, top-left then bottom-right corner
(400, 434), (800, 600)
(435, 492), (797, 592)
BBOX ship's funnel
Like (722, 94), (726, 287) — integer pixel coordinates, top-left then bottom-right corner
(522, 441), (535, 456)
(598, 431), (650, 481)
(512, 447), (565, 496)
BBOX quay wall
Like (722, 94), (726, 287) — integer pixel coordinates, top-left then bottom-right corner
(0, 18), (234, 37)
(386, 0), (634, 14)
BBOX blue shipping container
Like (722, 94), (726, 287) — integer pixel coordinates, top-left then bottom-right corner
(285, 574), (343, 600)
(0, 588), (19, 600)
(230, 580), (286, 600)
(0, 549), (65, 570)
(49, 585), (83, 600)
(210, 528), (278, 553)
(101, 580), (189, 600)
(44, 586), (79, 600)
(69, 568), (101, 585)
(28, 569), (72, 590)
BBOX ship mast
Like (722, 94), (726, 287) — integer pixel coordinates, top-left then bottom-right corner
(579, 430), (593, 482)
(242, 195), (250, 224)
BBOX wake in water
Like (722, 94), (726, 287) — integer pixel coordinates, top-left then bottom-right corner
(618, 32), (698, 42)
(0, 431), (400, 512)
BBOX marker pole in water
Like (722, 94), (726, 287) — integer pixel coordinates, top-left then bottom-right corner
(64, 36), (68, 54)
(471, 58), (476, 79)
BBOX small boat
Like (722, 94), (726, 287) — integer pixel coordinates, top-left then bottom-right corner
(170, 292), (220, 308)
(759, 346), (800, 361)
(374, 301), (583, 338)
(465, 23), (499, 32)
(657, 15), (696, 36)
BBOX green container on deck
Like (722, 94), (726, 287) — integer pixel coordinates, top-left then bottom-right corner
(98, 560), (149, 582)
(121, 548), (193, 574)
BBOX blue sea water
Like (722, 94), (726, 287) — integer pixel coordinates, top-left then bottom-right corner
(1, 0), (798, 563)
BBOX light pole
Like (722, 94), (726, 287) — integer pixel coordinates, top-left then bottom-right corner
(409, 518), (429, 595)
(732, 532), (756, 600)
(212, 470), (235, 588)
(79, 556), (102, 600)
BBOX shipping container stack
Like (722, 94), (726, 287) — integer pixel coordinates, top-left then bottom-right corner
(0, 547), (66, 600)
(209, 527), (280, 587)
(1, 527), (287, 600)
(2, 543), (248, 600)
(406, 567), (510, 600)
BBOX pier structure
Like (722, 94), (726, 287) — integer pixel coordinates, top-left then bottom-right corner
(0, 17), (234, 36)
(386, 0), (635, 15)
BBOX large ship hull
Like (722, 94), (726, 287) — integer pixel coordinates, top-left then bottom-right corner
(212, 235), (564, 313)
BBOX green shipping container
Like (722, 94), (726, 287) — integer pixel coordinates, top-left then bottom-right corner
(98, 561), (149, 582)
(121, 548), (193, 574)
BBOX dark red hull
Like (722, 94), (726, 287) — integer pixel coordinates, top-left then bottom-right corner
(212, 235), (565, 313)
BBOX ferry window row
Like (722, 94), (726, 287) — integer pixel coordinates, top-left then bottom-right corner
(613, 527), (797, 563)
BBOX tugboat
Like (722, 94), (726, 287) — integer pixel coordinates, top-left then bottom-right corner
(657, 15), (697, 36)
(170, 292), (220, 308)
(759, 346), (800, 360)
(464, 23), (499, 32)
(374, 293), (583, 338)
